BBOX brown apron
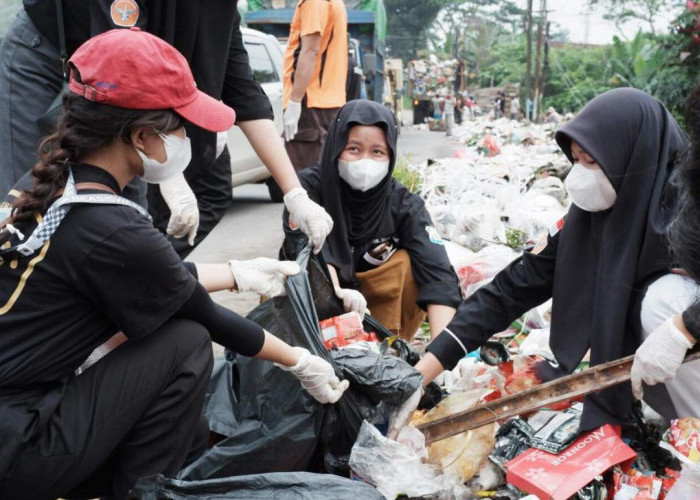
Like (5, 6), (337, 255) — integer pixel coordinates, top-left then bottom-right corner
(356, 249), (426, 341)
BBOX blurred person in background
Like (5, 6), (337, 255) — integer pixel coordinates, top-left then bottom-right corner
(281, 0), (348, 170)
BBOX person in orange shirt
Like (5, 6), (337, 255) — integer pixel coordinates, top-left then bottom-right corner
(282, 0), (348, 170)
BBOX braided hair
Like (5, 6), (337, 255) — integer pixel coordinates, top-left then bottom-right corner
(11, 93), (185, 223)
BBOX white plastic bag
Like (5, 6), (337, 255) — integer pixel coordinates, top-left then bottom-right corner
(455, 245), (519, 297)
(666, 462), (700, 499)
(348, 421), (466, 499)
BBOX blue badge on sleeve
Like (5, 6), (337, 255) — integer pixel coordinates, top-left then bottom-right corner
(425, 225), (444, 245)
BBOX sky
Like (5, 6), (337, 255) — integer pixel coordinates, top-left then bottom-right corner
(540, 0), (680, 45)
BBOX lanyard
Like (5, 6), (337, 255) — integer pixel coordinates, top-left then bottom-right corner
(0, 169), (150, 258)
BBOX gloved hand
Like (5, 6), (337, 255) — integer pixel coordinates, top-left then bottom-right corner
(228, 258), (300, 296)
(215, 131), (228, 159)
(631, 317), (694, 400)
(283, 100), (302, 141)
(276, 346), (350, 404)
(334, 287), (368, 320)
(387, 386), (424, 439)
(159, 173), (199, 246)
(284, 187), (333, 253)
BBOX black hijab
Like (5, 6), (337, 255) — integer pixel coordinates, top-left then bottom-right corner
(553, 88), (686, 429)
(320, 100), (399, 285)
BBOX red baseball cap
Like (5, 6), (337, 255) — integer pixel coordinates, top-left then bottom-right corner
(68, 27), (235, 132)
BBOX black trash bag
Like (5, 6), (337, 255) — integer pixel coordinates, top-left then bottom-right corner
(332, 347), (422, 406)
(180, 350), (323, 479)
(129, 472), (384, 500)
(184, 246), (421, 480)
(321, 347), (422, 474)
(202, 353), (238, 438)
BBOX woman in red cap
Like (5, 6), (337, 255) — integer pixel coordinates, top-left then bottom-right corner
(0, 28), (348, 500)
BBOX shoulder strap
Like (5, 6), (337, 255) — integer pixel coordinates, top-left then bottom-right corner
(1, 174), (151, 258)
(11, 192), (151, 256)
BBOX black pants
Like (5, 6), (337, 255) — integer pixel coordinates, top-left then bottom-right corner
(283, 105), (339, 172)
(2, 319), (213, 500)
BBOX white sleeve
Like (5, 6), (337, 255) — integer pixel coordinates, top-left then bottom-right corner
(640, 274), (700, 338)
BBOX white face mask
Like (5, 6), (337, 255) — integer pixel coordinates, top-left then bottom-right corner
(137, 132), (192, 184)
(564, 163), (617, 212)
(338, 158), (390, 192)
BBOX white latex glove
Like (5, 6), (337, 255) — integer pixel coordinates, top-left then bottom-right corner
(334, 287), (368, 320)
(283, 100), (302, 141)
(215, 131), (228, 158)
(284, 187), (333, 253)
(159, 173), (199, 246)
(631, 317), (694, 400)
(228, 258), (300, 296)
(276, 346), (350, 404)
(387, 386), (424, 440)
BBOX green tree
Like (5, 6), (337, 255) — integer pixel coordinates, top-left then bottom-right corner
(385, 0), (450, 61)
(605, 31), (665, 91)
(588, 0), (682, 35)
(544, 44), (611, 113)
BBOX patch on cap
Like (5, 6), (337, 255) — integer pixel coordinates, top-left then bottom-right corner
(110, 0), (140, 27)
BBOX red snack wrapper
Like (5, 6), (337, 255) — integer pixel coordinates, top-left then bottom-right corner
(319, 312), (378, 350)
(661, 418), (700, 464)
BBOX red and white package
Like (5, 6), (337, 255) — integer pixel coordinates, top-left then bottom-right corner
(319, 312), (379, 350)
(505, 424), (636, 500)
(612, 467), (681, 500)
(661, 418), (700, 464)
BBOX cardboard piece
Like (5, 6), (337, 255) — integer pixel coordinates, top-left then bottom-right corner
(505, 424), (636, 500)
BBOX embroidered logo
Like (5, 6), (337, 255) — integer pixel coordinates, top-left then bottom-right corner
(110, 0), (140, 27)
(425, 225), (444, 245)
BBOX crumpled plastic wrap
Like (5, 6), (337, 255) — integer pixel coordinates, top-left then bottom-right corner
(348, 421), (467, 499)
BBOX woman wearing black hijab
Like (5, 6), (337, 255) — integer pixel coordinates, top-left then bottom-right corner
(404, 88), (692, 431)
(282, 100), (461, 340)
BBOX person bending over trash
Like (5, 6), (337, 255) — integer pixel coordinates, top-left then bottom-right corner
(629, 84), (700, 422)
(0, 29), (348, 500)
(281, 100), (461, 341)
(392, 88), (695, 436)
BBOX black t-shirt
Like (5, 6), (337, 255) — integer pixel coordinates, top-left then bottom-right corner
(0, 165), (197, 390)
(282, 165), (462, 311)
(22, 0), (273, 122)
(0, 164), (267, 484)
(0, 165), (195, 479)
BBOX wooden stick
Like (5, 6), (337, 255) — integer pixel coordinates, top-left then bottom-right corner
(417, 350), (700, 445)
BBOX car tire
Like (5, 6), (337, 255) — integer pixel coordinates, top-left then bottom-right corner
(266, 177), (284, 203)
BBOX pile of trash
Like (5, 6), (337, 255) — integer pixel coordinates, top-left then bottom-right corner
(348, 346), (698, 499)
(407, 56), (461, 97)
(338, 115), (698, 499)
(136, 116), (700, 498)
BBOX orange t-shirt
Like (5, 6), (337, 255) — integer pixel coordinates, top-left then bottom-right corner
(283, 0), (348, 109)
